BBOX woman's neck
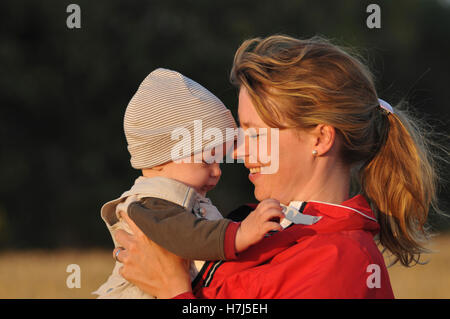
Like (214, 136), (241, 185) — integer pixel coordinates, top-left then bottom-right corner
(290, 160), (351, 205)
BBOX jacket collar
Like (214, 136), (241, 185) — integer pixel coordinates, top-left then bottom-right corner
(246, 194), (379, 266)
(101, 176), (199, 225)
(294, 194), (380, 237)
(281, 194), (376, 227)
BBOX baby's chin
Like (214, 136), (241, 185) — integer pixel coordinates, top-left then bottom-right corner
(195, 187), (208, 197)
(196, 185), (215, 197)
(197, 190), (207, 197)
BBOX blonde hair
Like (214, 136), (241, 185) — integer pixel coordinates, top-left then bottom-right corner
(230, 34), (448, 266)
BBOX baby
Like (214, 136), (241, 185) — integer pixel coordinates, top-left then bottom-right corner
(93, 68), (283, 298)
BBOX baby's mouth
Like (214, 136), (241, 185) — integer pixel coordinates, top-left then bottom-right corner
(202, 184), (216, 192)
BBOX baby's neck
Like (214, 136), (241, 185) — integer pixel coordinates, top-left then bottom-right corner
(141, 168), (163, 178)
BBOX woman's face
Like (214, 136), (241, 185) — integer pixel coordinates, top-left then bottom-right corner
(236, 87), (317, 205)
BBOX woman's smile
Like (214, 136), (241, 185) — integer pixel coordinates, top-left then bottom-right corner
(246, 164), (263, 183)
(249, 167), (261, 174)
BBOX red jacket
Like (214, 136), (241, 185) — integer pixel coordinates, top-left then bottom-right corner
(175, 194), (394, 299)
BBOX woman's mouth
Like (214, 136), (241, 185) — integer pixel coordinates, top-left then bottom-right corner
(248, 167), (262, 183)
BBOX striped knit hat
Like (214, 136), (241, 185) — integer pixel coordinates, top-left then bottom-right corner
(124, 68), (237, 169)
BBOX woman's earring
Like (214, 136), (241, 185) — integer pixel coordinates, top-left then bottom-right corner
(312, 150), (318, 156)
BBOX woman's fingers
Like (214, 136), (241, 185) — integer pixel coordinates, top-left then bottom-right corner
(119, 209), (146, 237)
(113, 230), (134, 264)
(113, 246), (129, 263)
(114, 229), (134, 249)
(112, 246), (121, 259)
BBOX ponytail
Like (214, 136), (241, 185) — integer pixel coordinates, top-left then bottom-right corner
(360, 103), (446, 266)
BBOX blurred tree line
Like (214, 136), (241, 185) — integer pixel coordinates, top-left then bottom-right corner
(0, 0), (449, 249)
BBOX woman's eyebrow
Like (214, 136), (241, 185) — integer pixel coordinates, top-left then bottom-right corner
(236, 113), (259, 128)
(240, 120), (259, 128)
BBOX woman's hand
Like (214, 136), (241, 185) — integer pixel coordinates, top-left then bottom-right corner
(113, 211), (192, 299)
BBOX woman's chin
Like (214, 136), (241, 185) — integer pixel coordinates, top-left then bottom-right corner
(253, 187), (268, 202)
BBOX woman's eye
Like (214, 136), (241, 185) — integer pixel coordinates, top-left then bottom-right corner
(245, 130), (267, 139)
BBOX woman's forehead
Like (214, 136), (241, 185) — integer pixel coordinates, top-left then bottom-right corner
(238, 88), (267, 128)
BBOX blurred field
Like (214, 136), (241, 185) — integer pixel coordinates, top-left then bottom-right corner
(1, 235), (449, 299)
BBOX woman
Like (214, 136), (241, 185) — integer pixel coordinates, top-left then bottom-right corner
(113, 35), (443, 298)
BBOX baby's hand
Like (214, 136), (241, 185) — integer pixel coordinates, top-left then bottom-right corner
(235, 199), (285, 253)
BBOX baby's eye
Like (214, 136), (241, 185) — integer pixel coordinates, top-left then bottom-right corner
(202, 158), (216, 165)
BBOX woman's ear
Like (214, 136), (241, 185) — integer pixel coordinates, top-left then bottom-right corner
(311, 124), (336, 156)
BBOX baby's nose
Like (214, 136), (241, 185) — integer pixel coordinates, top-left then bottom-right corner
(211, 163), (222, 177)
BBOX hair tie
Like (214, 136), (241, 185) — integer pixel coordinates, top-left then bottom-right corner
(378, 98), (394, 114)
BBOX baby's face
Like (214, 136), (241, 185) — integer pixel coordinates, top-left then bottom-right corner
(162, 144), (227, 196)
